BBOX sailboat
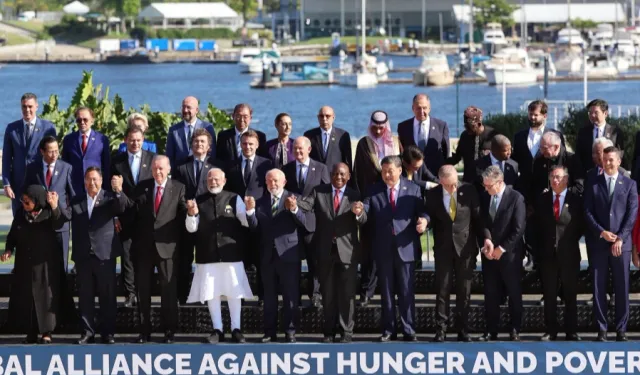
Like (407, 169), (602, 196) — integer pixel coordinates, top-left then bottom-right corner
(338, 0), (378, 88)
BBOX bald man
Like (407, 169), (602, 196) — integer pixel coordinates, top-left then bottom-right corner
(304, 106), (353, 173)
(165, 96), (216, 169)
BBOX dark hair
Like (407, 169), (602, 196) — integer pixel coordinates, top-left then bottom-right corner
(588, 99), (609, 113)
(402, 145), (424, 164)
(549, 165), (569, 178)
(603, 146), (621, 158)
(21, 93), (37, 102)
(380, 155), (402, 169)
(527, 100), (548, 115)
(124, 125), (144, 138)
(85, 166), (102, 177)
(39, 135), (58, 151)
(192, 128), (212, 145)
(275, 112), (291, 124)
(241, 129), (260, 142)
(233, 103), (253, 116)
(75, 106), (95, 118)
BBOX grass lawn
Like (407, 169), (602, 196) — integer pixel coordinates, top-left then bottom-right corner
(74, 32), (129, 50)
(3, 20), (48, 34)
(1, 31), (33, 46)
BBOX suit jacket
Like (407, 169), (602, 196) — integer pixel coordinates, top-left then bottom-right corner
(61, 130), (111, 195)
(173, 156), (221, 200)
(304, 127), (353, 172)
(2, 118), (56, 192)
(215, 127), (267, 164)
(530, 148), (584, 203)
(474, 155), (519, 194)
(480, 186), (526, 254)
(447, 126), (499, 183)
(299, 184), (365, 265)
(584, 173), (638, 252)
(283, 159), (330, 198)
(70, 190), (125, 262)
(117, 140), (157, 154)
(512, 127), (565, 198)
(425, 183), (484, 258)
(534, 190), (584, 263)
(576, 123), (624, 173)
(120, 178), (187, 259)
(165, 119), (216, 169)
(23, 159), (75, 233)
(586, 166), (629, 186)
(360, 179), (428, 263)
(247, 190), (309, 263)
(224, 155), (272, 200)
(264, 138), (295, 169)
(397, 117), (450, 177)
(401, 164), (438, 194)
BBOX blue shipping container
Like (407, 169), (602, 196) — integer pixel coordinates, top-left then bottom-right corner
(120, 39), (138, 50)
(173, 39), (197, 51)
(198, 40), (217, 51)
(145, 39), (170, 51)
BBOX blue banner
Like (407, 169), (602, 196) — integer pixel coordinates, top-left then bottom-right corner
(145, 39), (169, 51)
(173, 39), (197, 51)
(198, 40), (217, 51)
(0, 342), (639, 374)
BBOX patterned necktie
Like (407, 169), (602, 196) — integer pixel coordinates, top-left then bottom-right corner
(489, 195), (498, 220)
(271, 196), (279, 216)
(45, 164), (52, 188)
(26, 123), (33, 145)
(333, 189), (340, 214)
(474, 135), (480, 160)
(280, 142), (287, 166)
(187, 126), (193, 149)
(236, 134), (242, 158)
(154, 186), (163, 214)
(81, 134), (88, 155)
(449, 194), (457, 221)
(553, 194), (560, 221)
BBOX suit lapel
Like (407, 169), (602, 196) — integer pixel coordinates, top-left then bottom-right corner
(187, 160), (197, 187)
(49, 163), (61, 188)
(140, 152), (152, 181)
(90, 190), (105, 221)
(80, 197), (89, 221)
(28, 118), (42, 154)
(123, 155), (136, 185)
(17, 121), (26, 149)
(559, 192), (571, 220)
(604, 124), (613, 140)
(84, 132), (97, 157)
(156, 180), (171, 217)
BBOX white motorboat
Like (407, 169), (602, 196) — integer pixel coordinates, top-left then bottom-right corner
(568, 53), (619, 79)
(482, 48), (538, 85)
(590, 24), (614, 50)
(528, 49), (557, 78)
(413, 52), (455, 86)
(238, 48), (260, 66)
(557, 28), (587, 48)
(239, 50), (281, 74)
(554, 46), (583, 72)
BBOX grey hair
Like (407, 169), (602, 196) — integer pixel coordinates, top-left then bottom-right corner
(481, 165), (504, 182)
(266, 168), (286, 180)
(438, 165), (458, 179)
(549, 165), (569, 178)
(412, 93), (430, 104)
(152, 154), (170, 166)
(592, 137), (614, 152)
(208, 168), (225, 178)
(127, 112), (149, 129)
(542, 131), (561, 146)
(491, 134), (511, 149)
(294, 136), (311, 148)
(381, 155), (402, 169)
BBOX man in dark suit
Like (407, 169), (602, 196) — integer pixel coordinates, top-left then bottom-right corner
(224, 129), (273, 200)
(585, 146), (638, 342)
(531, 132), (584, 203)
(264, 112), (295, 169)
(23, 136), (75, 271)
(246, 169), (309, 343)
(283, 136), (330, 307)
(401, 145), (439, 194)
(397, 94), (450, 177)
(478, 165), (526, 342)
(426, 165), (488, 342)
(304, 106), (353, 172)
(534, 166), (584, 342)
(72, 167), (125, 345)
(299, 163), (364, 343)
(576, 99), (624, 174)
(172, 128), (220, 304)
(113, 155), (187, 344)
(474, 135), (519, 194)
(61, 107), (111, 195)
(215, 103), (267, 163)
(353, 155), (428, 342)
(3, 93), (57, 214)
(165, 96), (216, 170)
(586, 137), (630, 183)
(110, 125), (155, 307)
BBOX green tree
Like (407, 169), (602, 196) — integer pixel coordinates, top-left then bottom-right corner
(473, 0), (518, 31)
(572, 18), (598, 31)
(227, 0), (258, 26)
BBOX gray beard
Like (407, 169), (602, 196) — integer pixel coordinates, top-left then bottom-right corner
(208, 187), (223, 195)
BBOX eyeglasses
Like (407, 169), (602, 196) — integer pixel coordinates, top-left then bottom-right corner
(76, 118), (90, 123)
(234, 115), (251, 119)
(317, 114), (333, 118)
(19, 198), (33, 205)
(482, 181), (500, 190)
(550, 174), (567, 180)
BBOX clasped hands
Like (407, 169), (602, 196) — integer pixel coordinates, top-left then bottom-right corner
(349, 201), (428, 233)
(482, 239), (505, 260)
(602, 231), (623, 257)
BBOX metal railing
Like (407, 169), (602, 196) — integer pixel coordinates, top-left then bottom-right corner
(521, 101), (640, 129)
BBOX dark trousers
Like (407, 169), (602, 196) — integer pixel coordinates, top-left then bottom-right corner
(177, 230), (195, 303)
(378, 251), (416, 335)
(482, 250), (523, 333)
(246, 234), (263, 299)
(303, 235), (321, 300)
(541, 255), (580, 335)
(434, 248), (475, 333)
(262, 257), (300, 335)
(359, 224), (378, 298)
(76, 257), (117, 337)
(320, 247), (357, 335)
(136, 250), (178, 335)
(55, 231), (70, 273)
(120, 238), (136, 296)
(591, 249), (630, 332)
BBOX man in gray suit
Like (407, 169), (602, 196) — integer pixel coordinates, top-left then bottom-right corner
(299, 163), (365, 343)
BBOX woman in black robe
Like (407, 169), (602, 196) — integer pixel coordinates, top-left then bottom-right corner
(2, 185), (71, 343)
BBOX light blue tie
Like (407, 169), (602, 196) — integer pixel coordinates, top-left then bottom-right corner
(130, 154), (140, 185)
(322, 132), (328, 155)
(236, 134), (242, 157)
(608, 177), (615, 201)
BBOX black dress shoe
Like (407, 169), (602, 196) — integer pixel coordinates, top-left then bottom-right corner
(285, 333), (296, 343)
(566, 333), (582, 341)
(540, 333), (557, 341)
(596, 331), (608, 342)
(102, 335), (115, 344)
(164, 332), (175, 344)
(207, 330), (224, 344)
(433, 332), (446, 342)
(403, 334), (418, 342)
(510, 330), (520, 342)
(322, 335), (333, 343)
(379, 333), (396, 342)
(341, 333), (353, 343)
(457, 332), (472, 342)
(76, 334), (95, 344)
(261, 334), (277, 343)
(22, 334), (38, 344)
(124, 294), (137, 308)
(135, 334), (151, 344)
(617, 332), (628, 342)
(478, 333), (498, 342)
(38, 335), (52, 345)
(231, 329), (246, 343)
(359, 295), (371, 307)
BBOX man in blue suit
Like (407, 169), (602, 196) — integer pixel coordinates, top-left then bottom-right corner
(61, 107), (111, 195)
(353, 155), (428, 342)
(23, 136), (75, 271)
(3, 93), (56, 214)
(165, 96), (216, 170)
(585, 146), (638, 342)
(246, 169), (309, 343)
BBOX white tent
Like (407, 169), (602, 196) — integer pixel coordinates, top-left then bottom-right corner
(63, 1), (90, 15)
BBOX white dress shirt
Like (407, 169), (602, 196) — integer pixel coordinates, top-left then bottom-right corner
(79, 129), (92, 147)
(154, 179), (168, 201)
(235, 128), (247, 155)
(128, 150), (142, 184)
(593, 124), (606, 141)
(321, 127), (332, 153)
(527, 126), (544, 157)
(42, 160), (56, 181)
(332, 185), (346, 202)
(553, 188), (567, 210)
(443, 189), (457, 214)
(23, 117), (36, 133)
(87, 190), (101, 219)
(193, 155), (207, 179)
(387, 181), (401, 202)
(413, 117), (431, 145)
(604, 170), (619, 194)
(185, 195), (249, 232)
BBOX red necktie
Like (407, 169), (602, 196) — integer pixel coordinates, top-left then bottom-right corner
(333, 189), (340, 213)
(81, 134), (88, 155)
(553, 194), (560, 221)
(45, 165), (52, 188)
(154, 186), (163, 214)
(389, 187), (396, 211)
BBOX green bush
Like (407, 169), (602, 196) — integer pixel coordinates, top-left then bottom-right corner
(130, 26), (155, 41)
(40, 71), (233, 155)
(482, 112), (529, 141)
(153, 28), (235, 40)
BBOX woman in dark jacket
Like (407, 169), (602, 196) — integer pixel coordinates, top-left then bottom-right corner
(1, 185), (71, 343)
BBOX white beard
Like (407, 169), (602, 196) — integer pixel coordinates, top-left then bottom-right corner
(269, 188), (283, 197)
(208, 186), (223, 194)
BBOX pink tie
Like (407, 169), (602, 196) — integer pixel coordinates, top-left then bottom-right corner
(389, 188), (396, 211)
(154, 186), (163, 214)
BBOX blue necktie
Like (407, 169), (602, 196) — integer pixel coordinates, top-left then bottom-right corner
(130, 154), (140, 185)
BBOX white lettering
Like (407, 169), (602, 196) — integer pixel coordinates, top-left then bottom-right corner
(152, 354), (171, 375)
(46, 355), (66, 375)
(586, 352), (607, 373)
(472, 353), (492, 374)
(565, 352), (587, 374)
(360, 353), (379, 374)
(337, 353), (358, 375)
(383, 352), (402, 374)
(198, 354), (218, 375)
(84, 355), (99, 375)
(546, 352), (563, 373)
(494, 352), (513, 373)
(271, 354), (289, 374)
(112, 355), (131, 375)
(405, 353), (425, 374)
(175, 354), (190, 375)
(609, 352), (626, 374)
(310, 353), (329, 374)
(25, 355), (41, 375)
(427, 352), (444, 374)
(6, 355), (24, 375)
(131, 355), (152, 375)
(67, 355), (82, 375)
(628, 352), (640, 373)
(219, 354), (238, 375)
(517, 352), (536, 373)
(239, 354), (259, 374)
(448, 352), (465, 374)
(292, 353), (310, 375)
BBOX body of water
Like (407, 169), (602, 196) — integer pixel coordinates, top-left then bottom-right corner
(1, 56), (640, 142)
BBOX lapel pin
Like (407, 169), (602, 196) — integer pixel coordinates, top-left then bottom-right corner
(402, 186), (407, 190)
(331, 137), (336, 141)
(543, 164), (546, 168)
(312, 168), (315, 171)
(145, 188), (149, 192)
(142, 164), (147, 168)
(91, 137), (95, 141)
(54, 171), (59, 175)
(205, 165), (209, 168)
(431, 126), (435, 130)
(618, 181), (623, 184)
(460, 192), (464, 196)
(565, 203), (569, 207)
(35, 128), (40, 132)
